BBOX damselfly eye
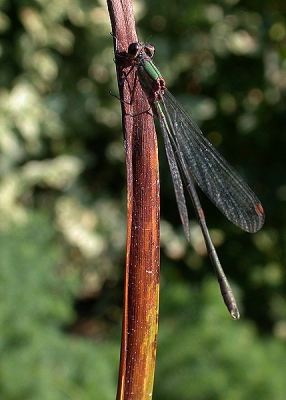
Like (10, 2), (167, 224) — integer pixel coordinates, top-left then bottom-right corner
(144, 44), (155, 58)
(128, 43), (140, 59)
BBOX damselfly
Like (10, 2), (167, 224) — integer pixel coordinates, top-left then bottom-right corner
(120, 42), (265, 319)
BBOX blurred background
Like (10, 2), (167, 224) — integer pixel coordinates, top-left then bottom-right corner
(0, 0), (286, 399)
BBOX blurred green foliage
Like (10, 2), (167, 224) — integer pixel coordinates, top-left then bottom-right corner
(0, 214), (119, 399)
(0, 0), (286, 398)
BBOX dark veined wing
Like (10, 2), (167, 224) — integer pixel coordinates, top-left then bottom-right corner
(155, 103), (190, 240)
(157, 89), (264, 233)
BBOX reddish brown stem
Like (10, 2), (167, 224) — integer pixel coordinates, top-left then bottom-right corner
(106, 1), (160, 399)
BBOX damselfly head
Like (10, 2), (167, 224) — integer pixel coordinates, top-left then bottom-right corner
(127, 42), (156, 60)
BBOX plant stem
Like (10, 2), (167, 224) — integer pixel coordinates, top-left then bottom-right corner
(106, 1), (160, 399)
